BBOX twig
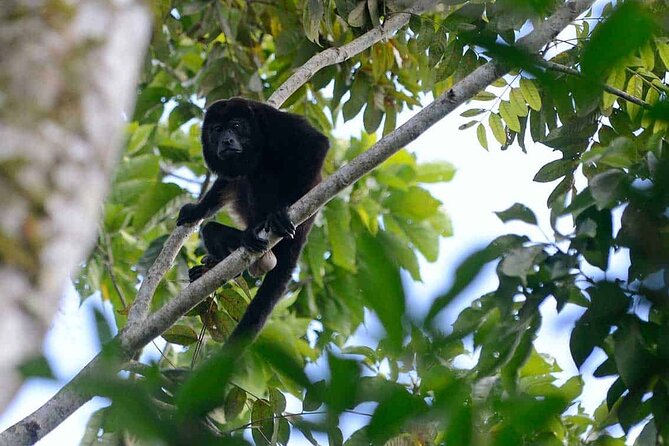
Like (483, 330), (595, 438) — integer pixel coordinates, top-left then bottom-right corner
(159, 165), (204, 185)
(0, 1), (595, 443)
(266, 0), (439, 108)
(540, 60), (650, 107)
(226, 408), (374, 435)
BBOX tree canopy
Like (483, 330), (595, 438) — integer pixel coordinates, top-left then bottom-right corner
(3, 0), (669, 445)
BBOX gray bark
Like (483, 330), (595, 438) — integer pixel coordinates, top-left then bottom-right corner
(0, 0), (151, 413)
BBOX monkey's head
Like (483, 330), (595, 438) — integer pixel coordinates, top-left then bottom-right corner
(202, 98), (264, 178)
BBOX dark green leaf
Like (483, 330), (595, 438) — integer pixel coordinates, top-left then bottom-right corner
(224, 387), (247, 420)
(495, 203), (538, 225)
(533, 158), (575, 183)
(162, 325), (198, 346)
(582, 2), (655, 80)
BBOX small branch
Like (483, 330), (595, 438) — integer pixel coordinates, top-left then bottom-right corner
(0, 1), (595, 443)
(199, 171), (211, 199)
(541, 60), (650, 107)
(159, 165), (204, 185)
(266, 0), (439, 108)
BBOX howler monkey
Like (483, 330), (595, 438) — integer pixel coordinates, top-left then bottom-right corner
(177, 98), (329, 343)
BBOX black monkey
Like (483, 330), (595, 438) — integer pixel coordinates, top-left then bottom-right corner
(177, 98), (329, 343)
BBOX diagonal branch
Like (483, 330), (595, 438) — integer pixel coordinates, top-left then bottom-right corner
(267, 0), (438, 108)
(0, 1), (595, 443)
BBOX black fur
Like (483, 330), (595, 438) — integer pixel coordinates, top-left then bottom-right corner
(177, 98), (329, 343)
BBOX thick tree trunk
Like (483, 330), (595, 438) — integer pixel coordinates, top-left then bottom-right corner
(0, 0), (151, 410)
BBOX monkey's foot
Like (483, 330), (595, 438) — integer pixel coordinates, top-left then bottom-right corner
(241, 228), (268, 252)
(188, 256), (221, 282)
(188, 265), (207, 282)
(265, 208), (296, 239)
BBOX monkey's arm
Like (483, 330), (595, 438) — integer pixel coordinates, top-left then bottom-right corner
(176, 177), (228, 226)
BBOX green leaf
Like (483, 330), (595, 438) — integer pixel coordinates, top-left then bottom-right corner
(356, 232), (405, 352)
(219, 287), (248, 320)
(614, 323), (654, 390)
(133, 182), (184, 230)
(460, 108), (486, 117)
(324, 198), (357, 272)
(626, 75), (643, 121)
(303, 0), (324, 43)
(114, 154), (160, 183)
(126, 124), (155, 155)
(476, 123), (488, 150)
(367, 389), (427, 443)
(520, 78), (542, 111)
(326, 354), (360, 412)
(254, 330), (310, 387)
(489, 112), (506, 144)
(168, 103), (201, 132)
(18, 355), (54, 379)
(499, 245), (544, 285)
(589, 169), (627, 209)
(533, 158), (574, 183)
(415, 161), (455, 183)
(581, 1), (655, 80)
(251, 399), (274, 445)
(426, 235), (527, 322)
(342, 77), (370, 121)
(458, 120), (477, 130)
(384, 186), (441, 221)
(603, 66), (626, 109)
(347, 0), (367, 27)
(582, 137), (636, 168)
(495, 203), (538, 225)
(499, 100), (521, 133)
(162, 325), (198, 346)
(377, 230), (421, 281)
(397, 220), (440, 262)
(224, 387), (247, 420)
(656, 39), (669, 70)
(474, 91), (497, 101)
(509, 88), (529, 117)
(363, 101), (383, 134)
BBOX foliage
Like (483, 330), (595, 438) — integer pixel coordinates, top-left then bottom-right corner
(71, 0), (669, 445)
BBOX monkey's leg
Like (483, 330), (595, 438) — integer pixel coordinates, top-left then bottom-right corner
(189, 222), (275, 282)
(189, 222), (242, 282)
(263, 207), (296, 239)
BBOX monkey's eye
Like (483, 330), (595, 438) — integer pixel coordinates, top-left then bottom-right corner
(231, 121), (241, 130)
(212, 124), (223, 132)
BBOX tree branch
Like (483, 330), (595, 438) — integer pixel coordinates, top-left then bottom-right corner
(267, 0), (439, 108)
(0, 0), (150, 411)
(540, 60), (650, 107)
(0, 0), (595, 443)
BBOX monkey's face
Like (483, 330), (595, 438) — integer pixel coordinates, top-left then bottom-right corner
(209, 118), (250, 159)
(202, 100), (262, 178)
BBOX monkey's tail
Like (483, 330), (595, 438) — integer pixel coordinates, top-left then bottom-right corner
(227, 218), (313, 347)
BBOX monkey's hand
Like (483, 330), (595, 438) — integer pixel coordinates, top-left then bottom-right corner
(264, 207), (296, 239)
(177, 203), (204, 226)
